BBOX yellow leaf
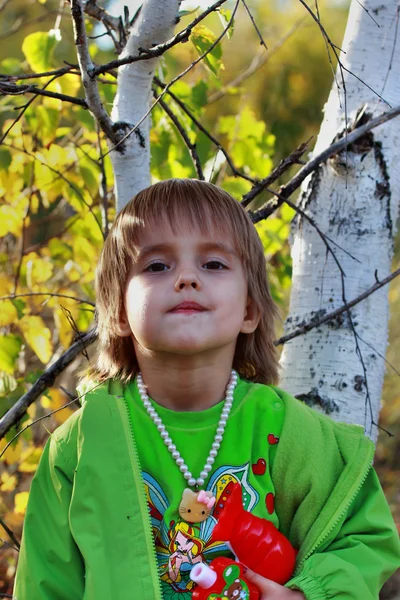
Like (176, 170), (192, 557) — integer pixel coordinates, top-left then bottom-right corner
(0, 205), (23, 237)
(0, 273), (12, 295)
(19, 447), (42, 473)
(14, 491), (29, 515)
(19, 315), (53, 364)
(0, 472), (17, 492)
(3, 510), (24, 529)
(54, 307), (74, 348)
(0, 302), (17, 327)
(2, 438), (23, 465)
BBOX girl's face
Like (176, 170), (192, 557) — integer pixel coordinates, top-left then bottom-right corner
(118, 223), (259, 360)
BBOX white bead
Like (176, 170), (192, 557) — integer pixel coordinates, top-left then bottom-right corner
(199, 470), (208, 479)
(203, 464), (212, 473)
(216, 427), (224, 434)
(212, 442), (220, 450)
(160, 431), (168, 439)
(188, 478), (196, 486)
(168, 444), (176, 452)
(154, 417), (162, 425)
(196, 477), (205, 486)
(180, 464), (189, 473)
(206, 457), (215, 465)
(157, 424), (165, 432)
(176, 457), (184, 466)
(172, 451), (180, 459)
(219, 419), (227, 427)
(164, 437), (172, 445)
(210, 450), (217, 458)
(184, 471), (193, 480)
(215, 434), (223, 442)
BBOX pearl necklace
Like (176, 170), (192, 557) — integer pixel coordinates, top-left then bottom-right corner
(137, 370), (238, 489)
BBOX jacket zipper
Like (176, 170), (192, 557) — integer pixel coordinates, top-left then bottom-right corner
(117, 396), (164, 600)
(294, 442), (375, 575)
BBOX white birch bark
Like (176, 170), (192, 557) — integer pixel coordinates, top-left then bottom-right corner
(279, 0), (400, 441)
(110, 0), (181, 211)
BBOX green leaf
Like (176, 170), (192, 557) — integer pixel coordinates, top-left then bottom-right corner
(191, 80), (208, 108)
(22, 30), (59, 73)
(191, 25), (223, 77)
(0, 148), (11, 171)
(0, 58), (21, 75)
(218, 9), (234, 38)
(11, 299), (25, 320)
(0, 334), (22, 374)
(0, 373), (17, 397)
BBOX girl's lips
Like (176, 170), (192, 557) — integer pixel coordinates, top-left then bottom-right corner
(169, 302), (207, 312)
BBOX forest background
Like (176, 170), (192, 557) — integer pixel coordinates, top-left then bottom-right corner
(0, 0), (399, 596)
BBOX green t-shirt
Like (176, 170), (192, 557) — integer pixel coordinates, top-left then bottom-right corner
(125, 376), (285, 599)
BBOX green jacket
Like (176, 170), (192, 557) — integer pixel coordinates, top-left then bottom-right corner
(13, 381), (400, 599)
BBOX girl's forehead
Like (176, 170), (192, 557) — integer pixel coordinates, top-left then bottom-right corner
(136, 220), (236, 247)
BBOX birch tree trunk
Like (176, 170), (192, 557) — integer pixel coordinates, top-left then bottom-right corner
(110, 0), (181, 212)
(279, 0), (400, 441)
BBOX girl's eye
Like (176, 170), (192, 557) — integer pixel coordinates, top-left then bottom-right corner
(203, 260), (226, 270)
(145, 262), (169, 272)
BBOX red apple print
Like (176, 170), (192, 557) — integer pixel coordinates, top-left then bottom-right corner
(265, 492), (275, 514)
(267, 433), (279, 445)
(252, 458), (266, 476)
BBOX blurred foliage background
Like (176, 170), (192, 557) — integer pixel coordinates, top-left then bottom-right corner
(0, 0), (398, 595)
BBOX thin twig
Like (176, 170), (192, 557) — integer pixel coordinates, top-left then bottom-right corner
(0, 292), (95, 306)
(0, 329), (98, 440)
(275, 267), (400, 345)
(0, 517), (20, 550)
(70, 0), (119, 144)
(208, 16), (307, 104)
(92, 0), (229, 77)
(158, 96), (204, 180)
(101, 0), (239, 159)
(154, 77), (256, 183)
(248, 103), (400, 221)
(241, 0), (268, 48)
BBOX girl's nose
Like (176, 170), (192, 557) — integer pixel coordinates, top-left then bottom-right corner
(174, 270), (201, 291)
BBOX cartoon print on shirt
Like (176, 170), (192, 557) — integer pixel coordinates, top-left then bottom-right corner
(142, 464), (259, 598)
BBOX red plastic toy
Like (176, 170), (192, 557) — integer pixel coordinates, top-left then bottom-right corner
(191, 557), (260, 600)
(211, 482), (297, 585)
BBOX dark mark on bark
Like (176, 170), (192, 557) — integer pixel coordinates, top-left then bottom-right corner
(296, 388), (339, 414)
(354, 374), (365, 392)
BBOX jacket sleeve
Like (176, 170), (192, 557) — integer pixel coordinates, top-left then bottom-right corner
(13, 433), (85, 599)
(286, 468), (400, 600)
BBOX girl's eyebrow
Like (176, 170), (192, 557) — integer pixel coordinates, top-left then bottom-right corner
(138, 242), (238, 259)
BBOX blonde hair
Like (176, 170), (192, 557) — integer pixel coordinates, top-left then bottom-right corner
(84, 179), (279, 385)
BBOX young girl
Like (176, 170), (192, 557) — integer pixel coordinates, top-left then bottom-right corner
(14, 179), (400, 599)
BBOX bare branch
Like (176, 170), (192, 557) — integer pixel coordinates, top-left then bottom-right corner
(275, 267), (400, 346)
(70, 0), (119, 144)
(0, 292), (95, 307)
(0, 80), (87, 108)
(102, 1), (239, 158)
(154, 77), (256, 184)
(0, 65), (78, 81)
(92, 0), (229, 77)
(248, 103), (400, 219)
(241, 139), (311, 208)
(0, 517), (20, 551)
(83, 0), (121, 32)
(241, 0), (268, 49)
(0, 329), (97, 440)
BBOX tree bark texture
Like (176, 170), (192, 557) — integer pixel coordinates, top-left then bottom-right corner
(111, 0), (182, 211)
(279, 0), (400, 441)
